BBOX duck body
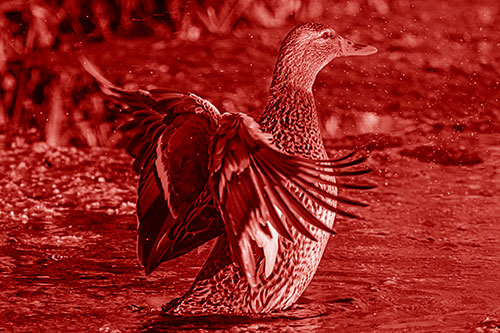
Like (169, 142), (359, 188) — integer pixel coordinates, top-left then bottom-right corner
(81, 22), (376, 314)
(167, 87), (333, 314)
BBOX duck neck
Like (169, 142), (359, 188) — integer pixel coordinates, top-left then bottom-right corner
(259, 84), (325, 159)
(269, 47), (319, 92)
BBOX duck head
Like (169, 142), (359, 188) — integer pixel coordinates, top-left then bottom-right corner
(271, 22), (377, 92)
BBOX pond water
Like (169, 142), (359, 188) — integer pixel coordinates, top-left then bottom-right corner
(1, 132), (499, 332)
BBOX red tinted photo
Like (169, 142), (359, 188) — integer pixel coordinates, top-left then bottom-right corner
(1, 0), (499, 331)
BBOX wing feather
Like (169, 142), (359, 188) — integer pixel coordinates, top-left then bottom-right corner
(210, 113), (373, 287)
(81, 56), (373, 281)
(80, 56), (226, 274)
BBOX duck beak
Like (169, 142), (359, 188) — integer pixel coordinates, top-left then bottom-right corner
(338, 36), (378, 57)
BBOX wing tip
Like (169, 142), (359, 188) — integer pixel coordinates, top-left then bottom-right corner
(78, 54), (121, 97)
(142, 256), (161, 276)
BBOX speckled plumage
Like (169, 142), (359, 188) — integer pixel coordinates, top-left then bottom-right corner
(163, 23), (375, 314)
(81, 22), (376, 315)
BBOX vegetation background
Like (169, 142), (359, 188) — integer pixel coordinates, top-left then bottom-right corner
(1, 0), (497, 147)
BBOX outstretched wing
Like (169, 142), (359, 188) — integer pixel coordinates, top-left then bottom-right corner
(80, 57), (224, 274)
(125, 98), (224, 274)
(210, 113), (372, 288)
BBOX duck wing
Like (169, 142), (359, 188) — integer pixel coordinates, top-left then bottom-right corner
(80, 57), (224, 274)
(210, 113), (372, 288)
(125, 95), (224, 274)
(81, 58), (372, 284)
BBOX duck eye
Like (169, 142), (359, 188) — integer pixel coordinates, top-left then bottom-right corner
(321, 31), (333, 39)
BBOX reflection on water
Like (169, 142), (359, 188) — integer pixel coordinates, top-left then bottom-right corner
(141, 306), (329, 331)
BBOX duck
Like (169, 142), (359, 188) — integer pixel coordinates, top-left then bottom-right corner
(80, 22), (377, 314)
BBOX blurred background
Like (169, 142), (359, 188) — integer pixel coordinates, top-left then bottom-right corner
(1, 0), (497, 148)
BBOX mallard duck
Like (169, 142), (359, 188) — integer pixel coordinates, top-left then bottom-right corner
(81, 22), (377, 314)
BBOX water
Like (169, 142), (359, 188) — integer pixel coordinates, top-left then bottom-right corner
(2, 136), (499, 331)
